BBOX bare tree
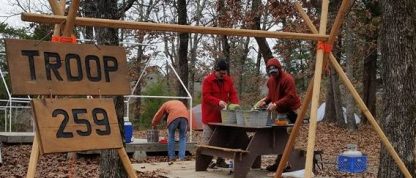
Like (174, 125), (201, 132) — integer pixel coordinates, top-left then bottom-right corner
(176, 0), (189, 99)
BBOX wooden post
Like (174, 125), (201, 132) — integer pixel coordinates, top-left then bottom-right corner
(327, 0), (353, 45)
(48, 0), (66, 36)
(26, 135), (40, 178)
(323, 0), (352, 67)
(304, 0), (329, 177)
(63, 0), (79, 37)
(21, 13), (329, 41)
(296, 1), (412, 177)
(329, 56), (412, 178)
(274, 78), (313, 178)
(117, 148), (138, 178)
(294, 2), (318, 34)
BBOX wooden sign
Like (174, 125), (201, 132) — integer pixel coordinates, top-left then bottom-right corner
(5, 39), (130, 95)
(31, 98), (123, 153)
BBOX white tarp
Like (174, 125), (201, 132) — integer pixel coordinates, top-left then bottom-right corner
(317, 102), (361, 124)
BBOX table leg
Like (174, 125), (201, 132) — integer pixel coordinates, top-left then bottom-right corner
(233, 154), (259, 178)
(195, 150), (213, 171)
(252, 156), (261, 169)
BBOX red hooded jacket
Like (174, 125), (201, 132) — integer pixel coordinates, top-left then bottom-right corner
(201, 72), (239, 124)
(265, 58), (301, 113)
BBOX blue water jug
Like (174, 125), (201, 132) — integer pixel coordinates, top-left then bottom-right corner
(124, 120), (133, 143)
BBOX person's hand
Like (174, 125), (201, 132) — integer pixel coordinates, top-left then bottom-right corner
(267, 102), (277, 111)
(219, 100), (227, 109)
(258, 100), (266, 108)
(254, 99), (266, 109)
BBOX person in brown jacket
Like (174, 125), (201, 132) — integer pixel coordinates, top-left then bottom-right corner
(152, 100), (189, 161)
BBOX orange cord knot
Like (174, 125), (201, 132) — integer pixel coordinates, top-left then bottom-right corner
(317, 41), (333, 53)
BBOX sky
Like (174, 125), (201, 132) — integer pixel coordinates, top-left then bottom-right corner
(0, 0), (37, 27)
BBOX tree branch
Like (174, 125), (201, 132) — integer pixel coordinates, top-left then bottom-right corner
(117, 0), (137, 19)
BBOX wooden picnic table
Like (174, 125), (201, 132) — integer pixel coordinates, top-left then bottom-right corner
(195, 123), (305, 178)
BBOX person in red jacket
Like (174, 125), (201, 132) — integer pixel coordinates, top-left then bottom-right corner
(257, 57), (301, 123)
(152, 100), (189, 162)
(257, 57), (301, 172)
(201, 59), (239, 167)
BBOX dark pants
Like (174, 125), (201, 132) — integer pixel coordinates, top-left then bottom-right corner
(287, 110), (298, 124)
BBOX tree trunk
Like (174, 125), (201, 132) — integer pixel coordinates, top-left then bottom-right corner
(378, 0), (416, 177)
(94, 0), (128, 177)
(362, 0), (380, 124)
(323, 0), (344, 126)
(177, 0), (189, 99)
(217, 0), (230, 69)
(188, 0), (205, 98)
(362, 50), (377, 123)
(345, 18), (357, 130)
(250, 0), (273, 64)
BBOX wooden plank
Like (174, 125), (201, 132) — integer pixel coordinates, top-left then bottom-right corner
(304, 0), (329, 177)
(62, 0), (79, 37)
(275, 77), (313, 178)
(21, 13), (329, 41)
(49, 0), (66, 36)
(197, 145), (249, 153)
(31, 98), (123, 154)
(5, 39), (129, 95)
(328, 0), (353, 45)
(117, 148), (138, 178)
(26, 135), (40, 178)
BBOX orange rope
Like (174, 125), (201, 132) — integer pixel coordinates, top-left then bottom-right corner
(51, 35), (77, 44)
(317, 41), (333, 53)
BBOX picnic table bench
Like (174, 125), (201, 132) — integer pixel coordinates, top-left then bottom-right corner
(195, 123), (305, 178)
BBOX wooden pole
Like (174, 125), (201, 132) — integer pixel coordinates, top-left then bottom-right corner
(117, 148), (137, 178)
(294, 2), (318, 34)
(327, 0), (353, 45)
(21, 13), (329, 41)
(329, 56), (412, 178)
(274, 78), (313, 178)
(296, 2), (412, 177)
(304, 0), (329, 177)
(26, 135), (40, 178)
(62, 0), (79, 37)
(49, 0), (66, 36)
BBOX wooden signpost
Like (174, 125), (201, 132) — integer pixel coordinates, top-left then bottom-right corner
(5, 28), (136, 178)
(31, 98), (123, 154)
(5, 39), (129, 96)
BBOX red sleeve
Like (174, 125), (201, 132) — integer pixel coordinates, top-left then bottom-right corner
(264, 79), (272, 103)
(151, 103), (167, 126)
(275, 76), (298, 109)
(202, 78), (221, 106)
(228, 79), (239, 104)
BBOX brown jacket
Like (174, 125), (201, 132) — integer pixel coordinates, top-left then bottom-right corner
(151, 100), (189, 127)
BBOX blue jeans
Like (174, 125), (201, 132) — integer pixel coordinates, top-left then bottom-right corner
(167, 117), (188, 160)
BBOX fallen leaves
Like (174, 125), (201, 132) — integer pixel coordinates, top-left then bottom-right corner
(0, 122), (380, 177)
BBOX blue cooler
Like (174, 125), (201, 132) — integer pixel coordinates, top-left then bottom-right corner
(337, 154), (367, 173)
(124, 120), (133, 143)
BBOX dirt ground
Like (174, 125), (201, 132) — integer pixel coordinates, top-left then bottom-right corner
(0, 122), (380, 177)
